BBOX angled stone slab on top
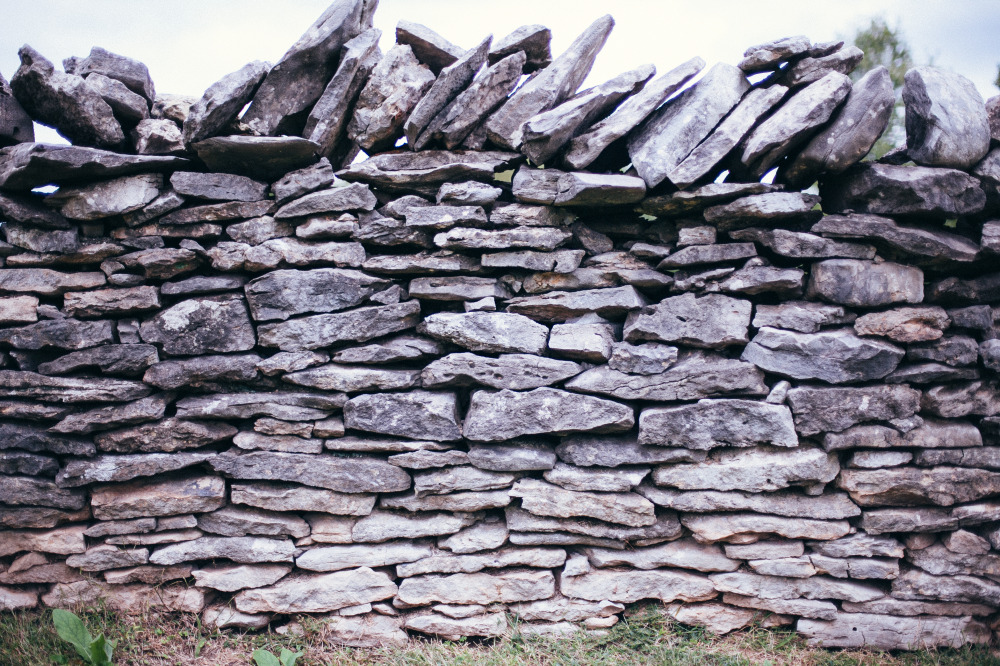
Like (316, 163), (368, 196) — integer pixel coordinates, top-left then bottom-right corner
(489, 24), (551, 72)
(738, 36), (811, 73)
(783, 45), (864, 87)
(668, 84), (788, 189)
(192, 136), (320, 182)
(521, 64), (655, 165)
(242, 0), (371, 136)
(182, 60), (270, 145)
(0, 72), (34, 147)
(782, 67), (895, 186)
(628, 62), (750, 188)
(903, 66), (990, 170)
(485, 15), (614, 150)
(0, 142), (186, 191)
(565, 57), (704, 171)
(395, 20), (464, 74)
(11, 45), (124, 149)
(304, 28), (382, 158)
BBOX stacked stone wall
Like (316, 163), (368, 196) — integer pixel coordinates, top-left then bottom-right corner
(1, 0), (1000, 650)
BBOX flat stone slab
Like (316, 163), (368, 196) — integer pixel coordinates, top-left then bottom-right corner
(798, 612), (989, 650)
(623, 293), (750, 349)
(820, 163), (985, 217)
(0, 142), (186, 191)
(464, 388), (634, 441)
(344, 390), (462, 441)
(786, 385), (921, 435)
(235, 567), (397, 614)
(209, 450), (411, 494)
(652, 445), (839, 493)
(418, 311), (549, 354)
(639, 399), (797, 450)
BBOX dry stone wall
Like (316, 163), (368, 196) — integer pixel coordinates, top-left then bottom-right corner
(1, 0), (1000, 651)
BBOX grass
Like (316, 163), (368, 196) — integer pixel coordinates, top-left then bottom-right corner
(1, 602), (997, 666)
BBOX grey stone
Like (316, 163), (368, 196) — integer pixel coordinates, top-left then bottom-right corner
(95, 418), (237, 454)
(422, 353), (581, 390)
(344, 390), (462, 441)
(90, 475), (225, 520)
(131, 118), (184, 155)
(118, 248), (199, 279)
(175, 392), (344, 421)
(53, 173), (160, 221)
(668, 85), (788, 188)
(565, 351), (767, 402)
(784, 45), (863, 86)
(433, 225), (571, 251)
(656, 243), (758, 269)
(297, 541), (431, 572)
(608, 342), (677, 375)
(740, 72), (852, 178)
(811, 214), (978, 264)
(0, 451), (58, 477)
(807, 259), (923, 307)
(838, 466), (1000, 506)
(636, 182), (784, 217)
(0, 477), (86, 510)
(395, 20), (463, 73)
(337, 149), (521, 191)
(284, 364), (419, 393)
(585, 539), (737, 572)
(903, 67), (990, 169)
(560, 568), (715, 604)
(639, 485), (858, 519)
(85, 74), (147, 125)
(0, 318), (113, 351)
(352, 510), (477, 542)
(63, 286), (160, 319)
(742, 327), (904, 384)
(209, 450), (411, 494)
(139, 295), (255, 356)
(0, 370), (151, 403)
(511, 478), (654, 527)
(799, 612), (989, 650)
(235, 567), (395, 614)
(467, 441), (557, 472)
(521, 65), (654, 165)
(404, 205), (487, 230)
(325, 436), (448, 454)
(275, 183), (376, 219)
(398, 547), (563, 577)
(485, 15), (613, 150)
(557, 434), (707, 468)
(272, 159), (335, 207)
(892, 569), (1000, 606)
(191, 564), (290, 592)
(304, 28), (381, 158)
(820, 163), (985, 217)
(0, 72), (33, 146)
(923, 381), (1000, 418)
(148, 536), (294, 566)
(787, 384), (921, 436)
(231, 482), (375, 516)
(5, 223), (78, 254)
(464, 387), (633, 441)
(783, 67), (895, 185)
(192, 135), (321, 182)
(182, 60), (269, 144)
(489, 24), (551, 72)
(711, 571), (883, 604)
(197, 506), (309, 539)
(739, 36), (811, 72)
(0, 143), (185, 192)
(419, 52), (525, 150)
(547, 319), (615, 362)
(915, 447), (1000, 469)
(330, 335), (444, 365)
(11, 46), (124, 148)
(143, 354), (261, 389)
(169, 172), (267, 202)
(398, 569), (554, 606)
(381, 490), (511, 513)
(419, 311), (548, 354)
(542, 463), (648, 492)
(244, 268), (387, 322)
(854, 307), (949, 343)
(565, 57), (704, 171)
(57, 449), (216, 488)
(65, 545), (149, 572)
(628, 63), (748, 188)
(257, 301), (421, 351)
(652, 445), (839, 493)
(507, 286), (646, 324)
(684, 513), (850, 542)
(638, 399), (796, 450)
(623, 293), (749, 349)
(729, 227), (875, 260)
(388, 450), (468, 470)
(346, 45), (435, 153)
(703, 192), (821, 232)
(437, 181), (501, 205)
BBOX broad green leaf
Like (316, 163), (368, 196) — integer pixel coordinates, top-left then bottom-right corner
(52, 610), (93, 662)
(90, 634), (114, 666)
(252, 648), (281, 666)
(279, 648), (304, 666)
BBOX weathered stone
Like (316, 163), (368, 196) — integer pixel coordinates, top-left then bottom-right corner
(182, 60), (270, 144)
(404, 205), (488, 231)
(465, 441), (556, 472)
(0, 72), (33, 146)
(629, 63), (749, 188)
(656, 243), (757, 270)
(606, 342), (677, 375)
(231, 482), (374, 516)
(4, 223), (78, 254)
(915, 447), (1000, 469)
(209, 450), (411, 494)
(565, 351), (767, 402)
(585, 539), (737, 573)
(272, 159), (336, 207)
(297, 541), (431, 572)
(139, 295), (254, 356)
(0, 524), (86, 558)
(433, 225), (571, 251)
(192, 136), (321, 182)
(0, 143), (184, 192)
(43, 580), (205, 614)
(344, 390), (460, 441)
(438, 519), (509, 553)
(811, 215), (979, 264)
(783, 45), (863, 87)
(0, 476), (86, 510)
(729, 228), (875, 261)
(740, 72), (852, 177)
(246, 266), (387, 321)
(739, 36), (811, 72)
(742, 327), (904, 384)
(622, 293), (749, 349)
(641, 485), (858, 520)
(0, 370), (151, 403)
(417, 311), (547, 355)
(464, 387), (633, 441)
(337, 149), (520, 190)
(191, 564), (290, 592)
(90, 475), (225, 520)
(330, 335), (443, 365)
(352, 510), (478, 543)
(258, 301), (421, 352)
(783, 67), (895, 185)
(170, 172), (267, 203)
(683, 513), (851, 542)
(542, 463), (647, 492)
(422, 353), (581, 390)
(854, 307), (949, 343)
(798, 612), (989, 650)
(807, 259), (923, 308)
(838, 466), (1000, 507)
(653, 445), (839, 492)
(0, 268), (104, 296)
(294, 213), (358, 240)
(711, 571), (883, 603)
(561, 567), (714, 604)
(304, 28), (381, 157)
(511, 478), (654, 527)
(56, 451), (215, 487)
(381, 490), (511, 513)
(413, 466), (519, 496)
(787, 385), (920, 436)
(95, 418), (237, 454)
(485, 15), (613, 150)
(557, 434), (705, 468)
(0, 318), (113, 351)
(638, 399), (797, 450)
(65, 544), (149, 572)
(275, 184), (376, 219)
(62, 286), (159, 320)
(909, 336), (979, 367)
(702, 192), (821, 232)
(142, 354), (260, 390)
(398, 569), (555, 606)
(11, 46), (124, 148)
(0, 507), (89, 530)
(0, 451), (58, 477)
(923, 381), (1000, 418)
(149, 536), (295, 566)
(197, 505), (309, 539)
(284, 364), (419, 393)
(489, 24), (551, 72)
(903, 67), (989, 169)
(821, 163), (985, 217)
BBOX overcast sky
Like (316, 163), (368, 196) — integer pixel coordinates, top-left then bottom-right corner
(3, 0), (998, 145)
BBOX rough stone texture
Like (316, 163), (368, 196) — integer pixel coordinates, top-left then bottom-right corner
(903, 67), (990, 169)
(344, 390), (461, 441)
(820, 163), (985, 217)
(623, 293), (750, 349)
(464, 388), (633, 441)
(209, 450), (411, 494)
(235, 567), (397, 613)
(652, 446), (839, 493)
(638, 400), (797, 450)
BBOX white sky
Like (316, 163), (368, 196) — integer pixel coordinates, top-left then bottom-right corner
(2, 0), (998, 144)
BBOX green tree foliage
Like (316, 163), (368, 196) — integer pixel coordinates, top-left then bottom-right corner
(848, 17), (914, 157)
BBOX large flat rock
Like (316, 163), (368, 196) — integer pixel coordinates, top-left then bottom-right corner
(652, 445), (839, 493)
(209, 450), (411, 493)
(235, 567), (396, 613)
(638, 399), (797, 449)
(820, 163), (985, 217)
(623, 293), (750, 349)
(344, 390), (462, 441)
(464, 388), (633, 441)
(903, 66), (990, 169)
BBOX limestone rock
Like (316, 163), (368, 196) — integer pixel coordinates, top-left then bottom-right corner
(296, 541), (431, 572)
(142, 354), (261, 390)
(235, 567), (396, 614)
(95, 418), (237, 454)
(739, 36), (811, 72)
(344, 390), (461, 441)
(560, 568), (715, 604)
(139, 295), (255, 356)
(586, 539), (737, 572)
(209, 450), (411, 494)
(399, 547), (564, 577)
(11, 46), (124, 148)
(0, 72), (33, 146)
(639, 485), (858, 519)
(786, 385), (921, 435)
(231, 482), (374, 516)
(464, 388), (633, 441)
(337, 149), (521, 190)
(90, 475), (225, 520)
(485, 15), (613, 150)
(820, 163), (985, 217)
(489, 25), (551, 72)
(397, 569), (555, 605)
(418, 311), (548, 354)
(413, 466), (519, 495)
(191, 564), (290, 592)
(628, 63), (749, 188)
(0, 370), (152, 403)
(352, 510), (478, 542)
(807, 259), (923, 307)
(854, 307), (949, 343)
(284, 364), (419, 393)
(182, 60), (270, 144)
(838, 466), (1000, 507)
(903, 67), (990, 169)
(258, 301), (422, 351)
(53, 173), (160, 221)
(395, 20), (462, 73)
(507, 286), (647, 323)
(0, 143), (185, 192)
(422, 353), (581, 390)
(0, 318), (114, 351)
(192, 136), (321, 182)
(56, 451), (216, 487)
(565, 351), (767, 402)
(623, 293), (749, 349)
(511, 478), (655, 527)
(638, 399), (797, 449)
(710, 572), (883, 603)
(683, 513), (850, 542)
(798, 612), (989, 650)
(652, 446), (839, 493)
